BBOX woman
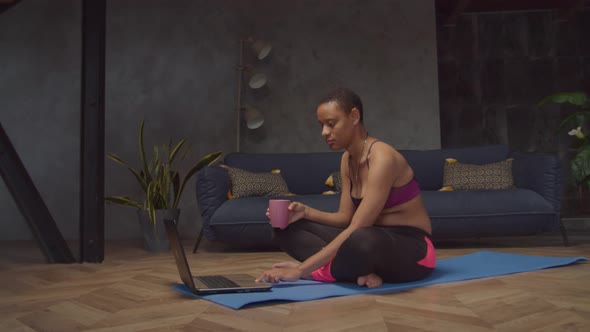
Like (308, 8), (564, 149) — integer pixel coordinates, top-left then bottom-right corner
(256, 88), (435, 288)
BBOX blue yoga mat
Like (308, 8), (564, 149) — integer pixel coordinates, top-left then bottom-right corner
(172, 251), (587, 310)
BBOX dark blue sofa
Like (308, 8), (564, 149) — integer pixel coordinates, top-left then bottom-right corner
(195, 145), (563, 248)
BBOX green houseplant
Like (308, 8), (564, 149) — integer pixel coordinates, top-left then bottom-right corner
(106, 120), (222, 251)
(538, 92), (590, 210)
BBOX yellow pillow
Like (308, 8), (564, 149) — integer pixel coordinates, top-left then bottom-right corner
(324, 172), (342, 191)
(220, 165), (291, 199)
(442, 158), (515, 190)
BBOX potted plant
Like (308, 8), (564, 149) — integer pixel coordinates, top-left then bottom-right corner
(538, 92), (590, 211)
(105, 120), (222, 251)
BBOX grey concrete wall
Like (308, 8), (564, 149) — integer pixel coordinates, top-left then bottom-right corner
(238, 0), (440, 152)
(0, 0), (439, 241)
(0, 1), (82, 241)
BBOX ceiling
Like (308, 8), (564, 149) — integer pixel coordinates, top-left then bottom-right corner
(2, 1), (589, 22)
(0, 0), (18, 15)
(435, 0), (590, 26)
(436, 0), (589, 13)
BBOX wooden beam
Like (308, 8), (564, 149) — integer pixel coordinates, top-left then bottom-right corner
(0, 123), (75, 264)
(80, 0), (106, 263)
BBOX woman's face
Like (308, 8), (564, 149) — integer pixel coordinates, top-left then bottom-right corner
(317, 101), (354, 150)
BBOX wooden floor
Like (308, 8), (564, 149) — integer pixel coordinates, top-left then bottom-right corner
(1, 231), (589, 332)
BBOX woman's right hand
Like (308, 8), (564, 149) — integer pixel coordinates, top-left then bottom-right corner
(266, 201), (307, 225)
(286, 202), (307, 224)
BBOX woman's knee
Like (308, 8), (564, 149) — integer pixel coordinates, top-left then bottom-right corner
(272, 221), (330, 262)
(331, 228), (382, 280)
(273, 219), (303, 238)
(339, 227), (383, 257)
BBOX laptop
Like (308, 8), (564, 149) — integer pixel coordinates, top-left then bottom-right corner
(164, 219), (272, 295)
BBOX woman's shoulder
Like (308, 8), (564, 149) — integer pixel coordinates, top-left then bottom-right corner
(369, 140), (407, 165)
(369, 139), (396, 155)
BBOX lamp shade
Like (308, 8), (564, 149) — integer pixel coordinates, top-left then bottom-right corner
(251, 39), (272, 60)
(242, 105), (264, 129)
(246, 72), (267, 89)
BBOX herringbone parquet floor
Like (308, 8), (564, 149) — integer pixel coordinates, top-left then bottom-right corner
(1, 232), (589, 332)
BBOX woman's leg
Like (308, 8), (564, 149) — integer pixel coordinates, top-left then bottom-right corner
(273, 220), (343, 262)
(330, 226), (435, 283)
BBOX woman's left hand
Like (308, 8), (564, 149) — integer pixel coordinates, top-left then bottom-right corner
(255, 267), (302, 283)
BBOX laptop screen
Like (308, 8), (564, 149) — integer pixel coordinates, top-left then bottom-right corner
(164, 219), (196, 290)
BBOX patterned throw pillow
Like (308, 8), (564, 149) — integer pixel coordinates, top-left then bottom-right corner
(220, 165), (291, 199)
(442, 158), (515, 190)
(323, 171), (342, 195)
(325, 172), (342, 191)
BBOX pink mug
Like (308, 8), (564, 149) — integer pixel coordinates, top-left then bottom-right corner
(268, 199), (290, 229)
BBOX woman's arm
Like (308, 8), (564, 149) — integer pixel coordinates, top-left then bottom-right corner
(296, 147), (397, 276)
(303, 206), (349, 228)
(303, 153), (356, 228)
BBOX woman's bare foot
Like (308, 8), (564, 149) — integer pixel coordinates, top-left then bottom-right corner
(357, 273), (383, 288)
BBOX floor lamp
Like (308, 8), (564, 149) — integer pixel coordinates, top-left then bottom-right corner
(235, 37), (272, 152)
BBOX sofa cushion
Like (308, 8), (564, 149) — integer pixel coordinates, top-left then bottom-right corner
(442, 158), (515, 190)
(422, 189), (553, 217)
(223, 153), (343, 195)
(511, 151), (562, 213)
(220, 165), (290, 199)
(324, 172), (342, 193)
(422, 189), (556, 238)
(400, 145), (510, 191)
(210, 194), (340, 226)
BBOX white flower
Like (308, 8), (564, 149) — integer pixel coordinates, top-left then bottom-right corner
(568, 127), (585, 139)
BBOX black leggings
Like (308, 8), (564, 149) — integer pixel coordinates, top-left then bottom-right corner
(273, 220), (435, 283)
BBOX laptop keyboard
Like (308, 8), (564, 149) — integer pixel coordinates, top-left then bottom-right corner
(196, 275), (241, 288)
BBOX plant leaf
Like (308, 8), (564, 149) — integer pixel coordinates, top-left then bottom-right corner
(105, 196), (143, 209)
(173, 151), (222, 208)
(558, 111), (590, 129)
(146, 182), (157, 228)
(171, 171), (180, 202)
(139, 120), (152, 183)
(106, 153), (147, 192)
(571, 144), (590, 184)
(538, 92), (588, 107)
(180, 143), (192, 162)
(149, 172), (164, 209)
(169, 139), (186, 164)
(162, 160), (172, 208)
(154, 145), (160, 165)
(149, 205), (156, 234)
